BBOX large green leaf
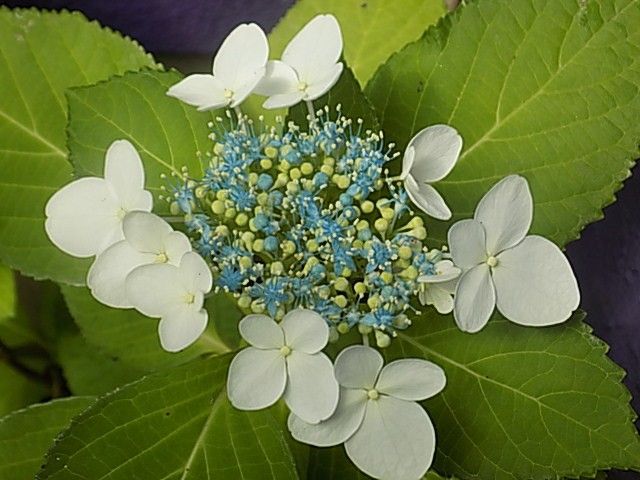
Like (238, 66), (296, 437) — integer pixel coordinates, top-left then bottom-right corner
(67, 69), (212, 205)
(269, 0), (446, 86)
(57, 333), (145, 396)
(0, 266), (14, 322)
(39, 356), (299, 480)
(366, 0), (640, 247)
(0, 362), (48, 417)
(0, 397), (95, 480)
(62, 286), (231, 371)
(0, 9), (157, 285)
(385, 312), (640, 479)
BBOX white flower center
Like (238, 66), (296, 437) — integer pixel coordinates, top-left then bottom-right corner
(116, 207), (127, 220)
(367, 389), (380, 401)
(280, 345), (292, 357)
(155, 252), (168, 263)
(224, 88), (234, 100)
(297, 81), (308, 92)
(184, 293), (196, 304)
(486, 255), (498, 268)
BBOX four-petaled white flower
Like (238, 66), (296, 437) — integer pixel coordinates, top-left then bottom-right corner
(448, 175), (580, 333)
(87, 211), (191, 308)
(418, 260), (461, 314)
(255, 14), (343, 109)
(125, 251), (213, 352)
(167, 23), (268, 111)
(289, 345), (445, 480)
(45, 140), (152, 257)
(400, 125), (463, 220)
(227, 309), (339, 424)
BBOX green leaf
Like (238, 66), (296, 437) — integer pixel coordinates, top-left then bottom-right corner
(386, 312), (640, 479)
(0, 266), (14, 322)
(0, 9), (157, 285)
(67, 69), (213, 206)
(0, 397), (95, 480)
(288, 65), (379, 130)
(39, 356), (299, 480)
(0, 362), (48, 417)
(269, 0), (446, 86)
(366, 0), (640, 247)
(61, 286), (229, 372)
(57, 333), (145, 395)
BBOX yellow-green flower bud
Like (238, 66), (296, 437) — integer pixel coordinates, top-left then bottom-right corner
(270, 262), (284, 275)
(251, 300), (265, 313)
(238, 295), (251, 309)
(320, 164), (334, 176)
(239, 256), (253, 269)
(380, 271), (393, 284)
(375, 330), (391, 348)
(289, 168), (301, 180)
(260, 158), (273, 169)
(367, 296), (380, 309)
(306, 239), (319, 252)
(216, 190), (229, 201)
(235, 213), (248, 226)
(252, 239), (264, 252)
(361, 200), (374, 213)
(264, 146), (278, 159)
(400, 265), (419, 280)
(215, 225), (229, 236)
(398, 245), (413, 260)
(334, 277), (350, 291)
(169, 202), (180, 215)
(301, 162), (314, 175)
(281, 240), (296, 256)
(224, 207), (236, 219)
(211, 200), (225, 215)
(358, 324), (372, 334)
(380, 207), (395, 220)
(337, 322), (350, 334)
(334, 295), (348, 308)
(248, 172), (259, 185)
(374, 218), (389, 232)
(213, 142), (224, 155)
(354, 282), (367, 295)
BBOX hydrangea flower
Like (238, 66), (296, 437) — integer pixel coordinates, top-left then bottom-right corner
(167, 23), (268, 111)
(87, 211), (191, 308)
(400, 125), (462, 220)
(125, 251), (213, 352)
(45, 140), (152, 257)
(288, 345), (445, 480)
(448, 175), (580, 332)
(255, 14), (343, 109)
(418, 259), (461, 314)
(227, 309), (339, 424)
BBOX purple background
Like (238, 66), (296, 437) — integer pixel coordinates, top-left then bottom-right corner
(2, 0), (639, 477)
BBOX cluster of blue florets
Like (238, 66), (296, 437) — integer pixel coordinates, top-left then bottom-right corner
(165, 108), (447, 345)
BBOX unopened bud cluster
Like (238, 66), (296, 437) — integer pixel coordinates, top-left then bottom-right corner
(165, 109), (448, 343)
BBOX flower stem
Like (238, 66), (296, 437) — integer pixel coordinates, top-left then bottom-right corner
(305, 100), (316, 122)
(361, 333), (370, 347)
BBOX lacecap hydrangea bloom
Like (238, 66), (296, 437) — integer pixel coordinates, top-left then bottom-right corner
(43, 13), (581, 480)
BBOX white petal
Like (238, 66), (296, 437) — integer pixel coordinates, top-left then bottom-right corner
(263, 91), (305, 109)
(166, 74), (228, 111)
(164, 231), (192, 265)
(253, 60), (298, 96)
(280, 308), (328, 354)
(227, 347), (287, 411)
(213, 24), (268, 91)
(493, 235), (580, 326)
(287, 387), (368, 447)
(305, 62), (343, 100)
(400, 146), (415, 180)
(454, 264), (496, 333)
(334, 345), (383, 389)
(405, 175), (451, 220)
(239, 314), (284, 349)
(103, 140), (153, 211)
(45, 177), (121, 257)
(376, 359), (446, 401)
(125, 263), (181, 317)
(418, 260), (461, 284)
(158, 306), (208, 352)
(229, 66), (267, 107)
(284, 351), (339, 423)
(475, 175), (532, 254)
(422, 284), (455, 314)
(87, 240), (154, 308)
(282, 14), (342, 83)
(405, 125), (463, 182)
(345, 396), (435, 480)
(123, 211), (172, 254)
(177, 251), (212, 294)
(447, 219), (487, 269)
